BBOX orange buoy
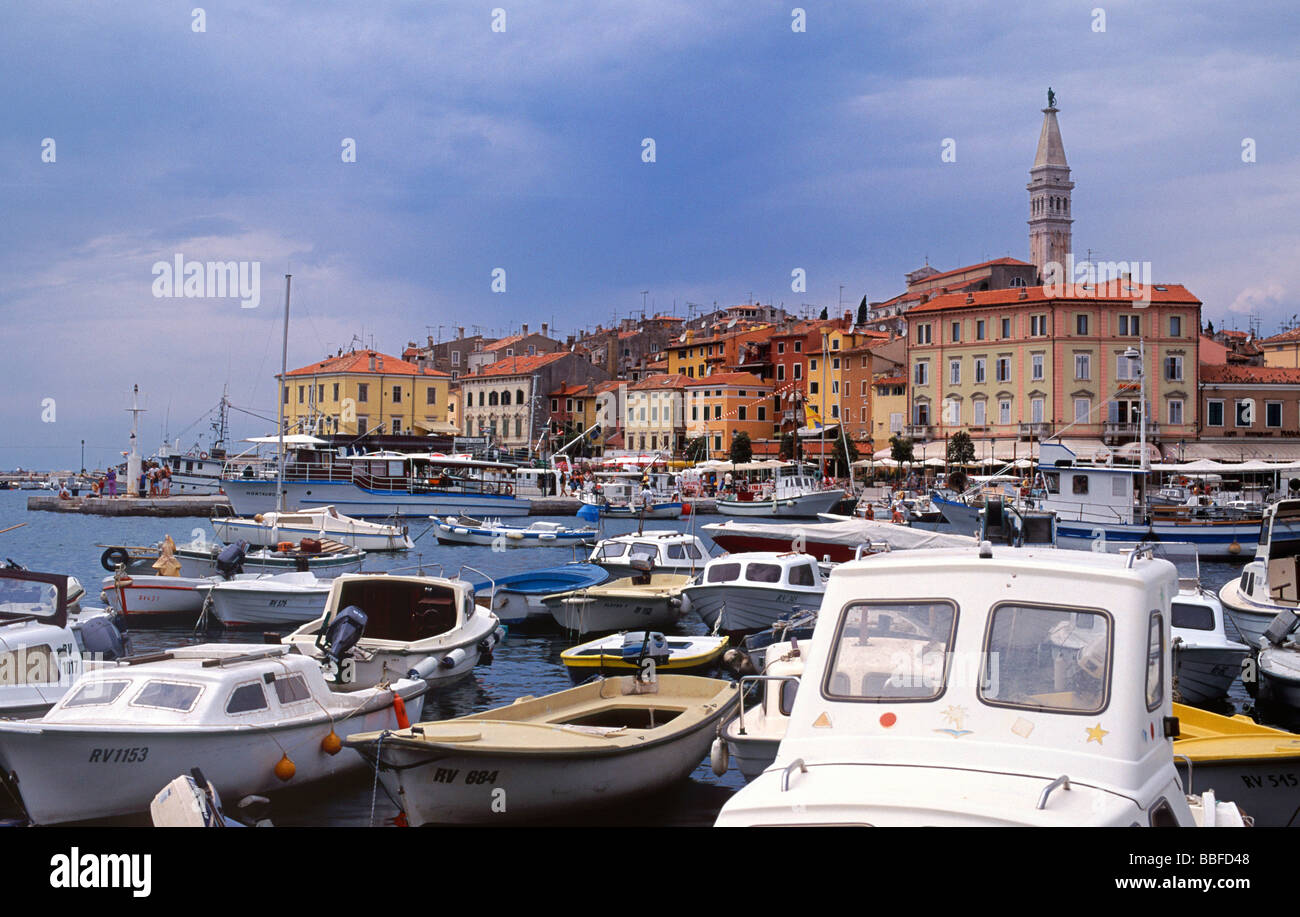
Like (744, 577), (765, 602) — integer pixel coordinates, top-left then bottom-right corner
(321, 729), (342, 755)
(392, 693), (410, 729)
(680, 502), (693, 516)
(274, 753), (296, 781)
(392, 812), (409, 827)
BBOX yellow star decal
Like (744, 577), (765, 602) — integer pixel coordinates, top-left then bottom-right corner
(1086, 723), (1109, 745)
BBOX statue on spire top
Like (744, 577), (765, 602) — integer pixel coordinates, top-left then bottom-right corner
(1047, 87), (1056, 108)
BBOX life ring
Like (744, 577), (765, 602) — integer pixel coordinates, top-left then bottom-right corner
(503, 483), (514, 496)
(100, 546), (132, 571)
(199, 451), (209, 460)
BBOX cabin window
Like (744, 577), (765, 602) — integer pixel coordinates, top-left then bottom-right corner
(63, 680), (130, 707)
(0, 579), (59, 619)
(666, 544), (688, 559)
(1042, 472), (1060, 494)
(706, 563), (742, 584)
(745, 563), (783, 584)
(822, 601), (959, 702)
(1112, 476), (1128, 497)
(1240, 571), (1254, 595)
(789, 564), (816, 587)
(597, 543), (627, 558)
(0, 645), (56, 685)
(1072, 475), (1089, 495)
(273, 674), (312, 705)
(627, 543), (659, 564)
(132, 680), (203, 712)
(1171, 602), (1214, 631)
(1146, 612), (1164, 711)
(226, 682), (269, 715)
(979, 603), (1112, 715)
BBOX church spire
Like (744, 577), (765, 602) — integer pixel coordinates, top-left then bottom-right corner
(1028, 88), (1074, 280)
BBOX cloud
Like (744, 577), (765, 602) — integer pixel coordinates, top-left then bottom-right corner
(1229, 284), (1288, 315)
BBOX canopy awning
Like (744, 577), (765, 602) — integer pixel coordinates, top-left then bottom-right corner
(1171, 441), (1300, 463)
(243, 434), (329, 445)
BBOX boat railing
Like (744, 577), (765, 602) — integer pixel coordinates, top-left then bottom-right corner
(736, 674), (800, 736)
(459, 565), (495, 598)
(1035, 774), (1071, 810)
(781, 758), (807, 792)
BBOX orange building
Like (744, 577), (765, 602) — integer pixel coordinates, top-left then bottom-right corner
(684, 372), (775, 457)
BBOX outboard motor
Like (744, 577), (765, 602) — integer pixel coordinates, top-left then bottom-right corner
(77, 614), (130, 660)
(622, 631), (670, 682)
(628, 555), (654, 584)
(216, 541), (249, 580)
(318, 605), (368, 683)
(1263, 609), (1300, 647)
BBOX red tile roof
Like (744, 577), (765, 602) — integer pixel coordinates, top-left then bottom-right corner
(473, 352), (570, 376)
(1260, 328), (1300, 345)
(285, 350), (448, 378)
(1200, 364), (1300, 385)
(549, 383), (593, 397)
(874, 376), (906, 386)
(904, 282), (1200, 316)
(907, 257), (1033, 287)
(630, 374), (691, 391)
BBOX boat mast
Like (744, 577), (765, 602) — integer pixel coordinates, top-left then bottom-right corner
(277, 274), (291, 513)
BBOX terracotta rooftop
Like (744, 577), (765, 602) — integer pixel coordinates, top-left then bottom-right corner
(285, 350), (448, 378)
(906, 257), (1033, 287)
(630, 374), (691, 391)
(472, 352), (569, 376)
(1200, 364), (1300, 385)
(1260, 328), (1300, 346)
(549, 383), (593, 397)
(874, 376), (906, 387)
(904, 282), (1199, 316)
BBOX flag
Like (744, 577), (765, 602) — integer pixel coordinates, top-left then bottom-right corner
(805, 403), (823, 428)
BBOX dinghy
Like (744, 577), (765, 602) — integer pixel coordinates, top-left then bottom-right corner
(470, 563), (610, 629)
(560, 631), (728, 682)
(346, 673), (738, 824)
(212, 506), (412, 552)
(543, 569), (692, 636)
(434, 515), (597, 548)
(286, 573), (503, 689)
(207, 571), (333, 628)
(0, 643), (427, 825)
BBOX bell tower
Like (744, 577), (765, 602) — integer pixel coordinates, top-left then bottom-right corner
(1028, 88), (1074, 281)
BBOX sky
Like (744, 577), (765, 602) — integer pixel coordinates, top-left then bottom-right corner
(2, 0), (1297, 470)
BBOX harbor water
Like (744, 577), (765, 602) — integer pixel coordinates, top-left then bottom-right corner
(0, 489), (1269, 826)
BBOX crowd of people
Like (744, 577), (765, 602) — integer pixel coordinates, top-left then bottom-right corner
(84, 462), (173, 498)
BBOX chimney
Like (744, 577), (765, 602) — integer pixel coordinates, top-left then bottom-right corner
(368, 353), (377, 371)
(457, 326), (465, 339)
(522, 323), (529, 335)
(965, 293), (975, 304)
(844, 310), (852, 324)
(542, 322), (549, 338)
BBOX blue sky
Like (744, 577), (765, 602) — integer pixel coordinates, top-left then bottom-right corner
(2, 1), (1297, 470)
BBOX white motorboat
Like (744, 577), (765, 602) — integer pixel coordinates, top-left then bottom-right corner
(1219, 499), (1300, 646)
(208, 572), (333, 628)
(681, 552), (827, 637)
(715, 638), (806, 781)
(100, 573), (221, 624)
(0, 644), (427, 825)
(212, 506), (413, 552)
(543, 570), (692, 636)
(1170, 569), (1252, 706)
(0, 569), (130, 717)
(433, 515), (597, 548)
(101, 537), (366, 579)
(587, 530), (711, 578)
(715, 463), (845, 518)
(286, 572), (503, 690)
(579, 475), (683, 519)
(715, 544), (1247, 826)
(345, 674), (738, 825)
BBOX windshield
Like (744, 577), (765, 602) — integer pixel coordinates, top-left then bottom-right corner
(823, 601), (959, 701)
(0, 578), (60, 621)
(980, 603), (1111, 714)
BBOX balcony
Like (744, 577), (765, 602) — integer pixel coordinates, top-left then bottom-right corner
(1103, 421), (1160, 443)
(1018, 422), (1054, 440)
(904, 424), (935, 440)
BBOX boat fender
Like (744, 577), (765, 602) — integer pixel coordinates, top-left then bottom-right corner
(100, 546), (132, 571)
(504, 483), (514, 496)
(274, 754), (296, 782)
(440, 647), (470, 670)
(392, 693), (411, 729)
(321, 730), (342, 755)
(200, 451), (209, 460)
(407, 655), (444, 682)
(710, 736), (729, 777)
(507, 531), (524, 540)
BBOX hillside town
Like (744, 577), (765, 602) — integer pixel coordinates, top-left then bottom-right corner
(272, 98), (1299, 471)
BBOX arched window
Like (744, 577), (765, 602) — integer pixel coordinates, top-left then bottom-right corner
(502, 390), (512, 405)
(488, 391), (499, 406)
(516, 389), (525, 404)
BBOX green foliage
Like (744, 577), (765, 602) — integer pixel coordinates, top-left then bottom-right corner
(889, 434), (914, 464)
(946, 430), (976, 465)
(729, 431), (753, 463)
(684, 436), (708, 462)
(779, 431), (796, 460)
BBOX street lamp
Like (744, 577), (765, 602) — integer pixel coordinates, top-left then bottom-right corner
(1122, 340), (1148, 472)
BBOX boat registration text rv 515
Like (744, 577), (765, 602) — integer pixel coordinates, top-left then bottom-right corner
(49, 847), (151, 897)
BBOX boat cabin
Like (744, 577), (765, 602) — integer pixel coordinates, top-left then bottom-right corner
(311, 574), (477, 644)
(1035, 441), (1147, 525)
(1237, 499), (1300, 608)
(717, 545), (1199, 826)
(589, 531), (711, 573)
(700, 552), (826, 594)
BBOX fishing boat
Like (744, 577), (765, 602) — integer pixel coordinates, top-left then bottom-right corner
(1036, 441), (1261, 559)
(715, 544), (1247, 826)
(470, 563), (610, 629)
(285, 572), (503, 689)
(588, 531), (712, 577)
(1169, 561), (1252, 705)
(681, 552), (827, 637)
(703, 517), (975, 563)
(1174, 703), (1300, 828)
(345, 673), (739, 825)
(578, 473), (683, 519)
(1219, 499), (1300, 646)
(207, 572), (333, 628)
(433, 515), (597, 548)
(100, 573), (222, 624)
(0, 644), (427, 825)
(543, 569), (692, 636)
(100, 537), (366, 579)
(715, 463), (844, 518)
(560, 631), (728, 682)
(212, 505), (412, 552)
(222, 449), (532, 518)
(0, 569), (130, 717)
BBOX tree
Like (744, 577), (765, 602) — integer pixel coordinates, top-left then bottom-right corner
(729, 431), (753, 463)
(779, 431), (796, 460)
(856, 296), (868, 325)
(946, 430), (976, 465)
(889, 434), (914, 465)
(684, 436), (707, 463)
(832, 435), (860, 476)
(1206, 320), (1215, 336)
(818, 307), (829, 320)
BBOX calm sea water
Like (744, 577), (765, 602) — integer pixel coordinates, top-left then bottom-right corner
(0, 489), (1277, 826)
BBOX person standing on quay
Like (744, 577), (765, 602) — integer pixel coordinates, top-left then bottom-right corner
(105, 467), (117, 497)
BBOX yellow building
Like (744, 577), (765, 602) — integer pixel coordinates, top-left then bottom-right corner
(1259, 329), (1300, 368)
(806, 328), (883, 427)
(280, 349), (453, 437)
